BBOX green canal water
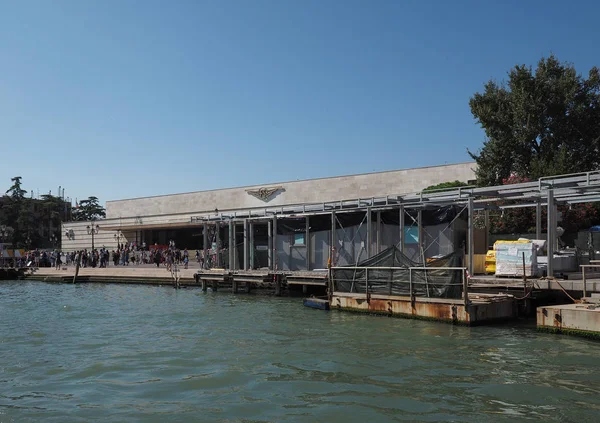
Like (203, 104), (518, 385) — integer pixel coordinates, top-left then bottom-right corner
(1, 281), (599, 422)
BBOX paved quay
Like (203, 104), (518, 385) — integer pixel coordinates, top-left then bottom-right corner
(29, 264), (204, 285)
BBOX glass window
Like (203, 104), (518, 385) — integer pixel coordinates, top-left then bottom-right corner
(404, 227), (419, 244)
(293, 233), (305, 246)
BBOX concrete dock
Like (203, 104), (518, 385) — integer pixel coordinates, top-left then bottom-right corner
(20, 265), (328, 296)
(537, 295), (600, 339)
(332, 292), (517, 325)
(17, 266), (600, 333)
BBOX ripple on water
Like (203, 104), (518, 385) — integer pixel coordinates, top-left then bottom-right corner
(1, 281), (600, 423)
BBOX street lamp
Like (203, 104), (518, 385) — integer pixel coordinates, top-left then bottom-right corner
(49, 233), (58, 248)
(87, 224), (100, 250)
(114, 230), (124, 249)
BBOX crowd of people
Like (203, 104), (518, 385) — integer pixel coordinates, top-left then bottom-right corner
(7, 240), (209, 271)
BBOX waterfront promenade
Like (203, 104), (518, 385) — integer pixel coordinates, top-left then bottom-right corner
(31, 264), (201, 284)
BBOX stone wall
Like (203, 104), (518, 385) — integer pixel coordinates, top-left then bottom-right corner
(106, 162), (476, 219)
(61, 220), (131, 252)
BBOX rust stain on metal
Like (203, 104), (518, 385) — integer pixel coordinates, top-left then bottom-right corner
(553, 312), (562, 328)
(419, 303), (452, 320)
(332, 294), (516, 324)
(367, 299), (389, 313)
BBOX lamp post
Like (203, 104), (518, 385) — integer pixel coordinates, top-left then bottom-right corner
(87, 224), (100, 250)
(114, 230), (124, 249)
(49, 233), (58, 249)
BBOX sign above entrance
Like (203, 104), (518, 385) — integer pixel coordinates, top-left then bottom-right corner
(246, 186), (284, 202)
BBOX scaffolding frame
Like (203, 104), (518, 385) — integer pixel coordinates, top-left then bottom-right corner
(118, 171), (600, 276)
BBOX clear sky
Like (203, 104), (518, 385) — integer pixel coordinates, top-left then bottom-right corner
(1, 0), (598, 206)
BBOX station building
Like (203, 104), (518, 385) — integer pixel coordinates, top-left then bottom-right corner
(61, 162), (476, 270)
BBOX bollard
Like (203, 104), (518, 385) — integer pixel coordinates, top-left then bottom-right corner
(302, 284), (308, 294)
(232, 277), (238, 294)
(245, 282), (252, 293)
(201, 280), (207, 292)
(212, 280), (218, 292)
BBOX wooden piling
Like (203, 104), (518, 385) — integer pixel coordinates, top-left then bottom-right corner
(275, 274), (282, 296)
(72, 257), (80, 284)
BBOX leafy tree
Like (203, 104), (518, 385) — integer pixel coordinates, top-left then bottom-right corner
(468, 55), (600, 186)
(40, 194), (67, 227)
(72, 196), (106, 221)
(1, 176), (31, 246)
(6, 176), (27, 200)
(488, 175), (600, 235)
(0, 178), (72, 248)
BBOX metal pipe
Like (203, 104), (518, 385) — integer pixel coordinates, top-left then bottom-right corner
(305, 216), (310, 271)
(417, 209), (423, 262)
(268, 220), (273, 270)
(547, 189), (554, 278)
(366, 207), (372, 258)
(462, 269), (468, 307)
(376, 210), (381, 254)
(272, 216), (277, 271)
(233, 221), (237, 270)
(243, 219), (248, 270)
(399, 205), (405, 252)
(249, 222), (254, 270)
(365, 267), (369, 301)
(331, 211), (336, 267)
(583, 265), (587, 299)
(216, 223), (221, 268)
(468, 197), (474, 276)
(228, 220), (234, 271)
(203, 223), (208, 269)
(536, 201), (542, 240)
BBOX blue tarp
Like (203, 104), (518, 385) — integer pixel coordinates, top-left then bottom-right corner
(590, 226), (600, 232)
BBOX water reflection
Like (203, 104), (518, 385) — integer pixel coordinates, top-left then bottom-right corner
(0, 280), (599, 422)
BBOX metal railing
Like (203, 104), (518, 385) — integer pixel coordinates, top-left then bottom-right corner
(580, 261), (600, 298)
(331, 266), (469, 306)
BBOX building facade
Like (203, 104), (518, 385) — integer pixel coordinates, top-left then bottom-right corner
(61, 162), (476, 268)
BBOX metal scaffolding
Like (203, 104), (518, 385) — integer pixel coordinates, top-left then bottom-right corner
(177, 171), (600, 274)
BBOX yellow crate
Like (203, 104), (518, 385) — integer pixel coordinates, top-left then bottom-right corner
(485, 249), (496, 274)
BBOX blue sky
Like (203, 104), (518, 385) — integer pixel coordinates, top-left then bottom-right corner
(1, 0), (599, 205)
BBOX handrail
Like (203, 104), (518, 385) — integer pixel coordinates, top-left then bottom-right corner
(332, 266), (466, 271)
(580, 264), (600, 298)
(332, 265), (469, 307)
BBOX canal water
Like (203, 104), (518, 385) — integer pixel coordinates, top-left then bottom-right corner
(1, 281), (599, 422)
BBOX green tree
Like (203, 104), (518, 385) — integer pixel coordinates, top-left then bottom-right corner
(6, 176), (27, 200)
(468, 55), (600, 186)
(1, 176), (32, 246)
(73, 196), (106, 221)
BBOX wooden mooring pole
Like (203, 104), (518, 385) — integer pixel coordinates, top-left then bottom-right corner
(274, 274), (282, 296)
(72, 256), (80, 284)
